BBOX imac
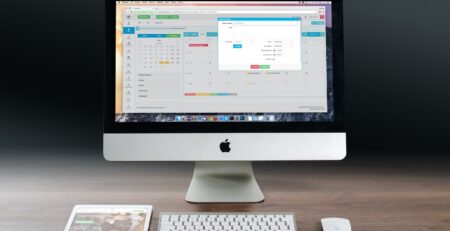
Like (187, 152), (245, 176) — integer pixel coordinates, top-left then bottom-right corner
(104, 0), (345, 203)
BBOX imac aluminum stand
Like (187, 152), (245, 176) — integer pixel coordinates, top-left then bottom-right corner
(185, 161), (265, 203)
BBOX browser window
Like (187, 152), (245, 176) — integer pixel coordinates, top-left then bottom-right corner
(115, 1), (333, 122)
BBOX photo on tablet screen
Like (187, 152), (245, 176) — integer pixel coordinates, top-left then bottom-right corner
(68, 207), (148, 231)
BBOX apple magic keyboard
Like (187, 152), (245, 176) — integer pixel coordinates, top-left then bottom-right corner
(158, 213), (297, 231)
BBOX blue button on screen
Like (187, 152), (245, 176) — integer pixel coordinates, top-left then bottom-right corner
(123, 27), (135, 34)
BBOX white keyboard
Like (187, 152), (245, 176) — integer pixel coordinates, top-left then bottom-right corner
(158, 213), (297, 231)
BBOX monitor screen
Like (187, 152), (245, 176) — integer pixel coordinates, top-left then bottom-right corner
(115, 1), (334, 123)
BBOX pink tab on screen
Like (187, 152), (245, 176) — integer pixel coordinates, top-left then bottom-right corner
(250, 65), (259, 69)
(189, 44), (208, 47)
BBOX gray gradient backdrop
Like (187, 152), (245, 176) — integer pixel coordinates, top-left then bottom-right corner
(1, 0), (450, 157)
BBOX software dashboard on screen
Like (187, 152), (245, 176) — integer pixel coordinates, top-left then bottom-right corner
(115, 1), (334, 123)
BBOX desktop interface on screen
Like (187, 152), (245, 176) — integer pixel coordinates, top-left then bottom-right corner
(115, 1), (334, 122)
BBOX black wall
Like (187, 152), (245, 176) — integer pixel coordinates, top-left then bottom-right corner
(1, 0), (449, 156)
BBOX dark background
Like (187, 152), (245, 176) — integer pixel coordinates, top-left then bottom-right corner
(1, 0), (449, 157)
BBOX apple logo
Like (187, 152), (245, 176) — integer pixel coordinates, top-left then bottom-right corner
(220, 139), (231, 152)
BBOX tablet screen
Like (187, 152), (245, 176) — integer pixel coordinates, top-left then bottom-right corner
(67, 207), (148, 231)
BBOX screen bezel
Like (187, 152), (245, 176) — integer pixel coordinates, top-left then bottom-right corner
(104, 0), (344, 133)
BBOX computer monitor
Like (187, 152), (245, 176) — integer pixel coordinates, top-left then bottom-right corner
(104, 0), (345, 203)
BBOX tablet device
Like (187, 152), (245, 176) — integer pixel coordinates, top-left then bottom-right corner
(64, 205), (152, 231)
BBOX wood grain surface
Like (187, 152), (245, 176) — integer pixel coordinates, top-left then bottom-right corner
(1, 151), (449, 231)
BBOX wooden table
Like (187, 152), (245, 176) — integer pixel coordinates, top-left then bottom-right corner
(1, 151), (449, 231)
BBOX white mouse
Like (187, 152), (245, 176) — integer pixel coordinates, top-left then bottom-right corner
(321, 217), (351, 231)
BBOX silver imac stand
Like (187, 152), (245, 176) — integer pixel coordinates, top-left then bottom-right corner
(185, 161), (265, 203)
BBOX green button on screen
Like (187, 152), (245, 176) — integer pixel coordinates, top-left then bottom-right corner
(166, 34), (181, 38)
(138, 15), (151, 19)
(156, 15), (179, 19)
